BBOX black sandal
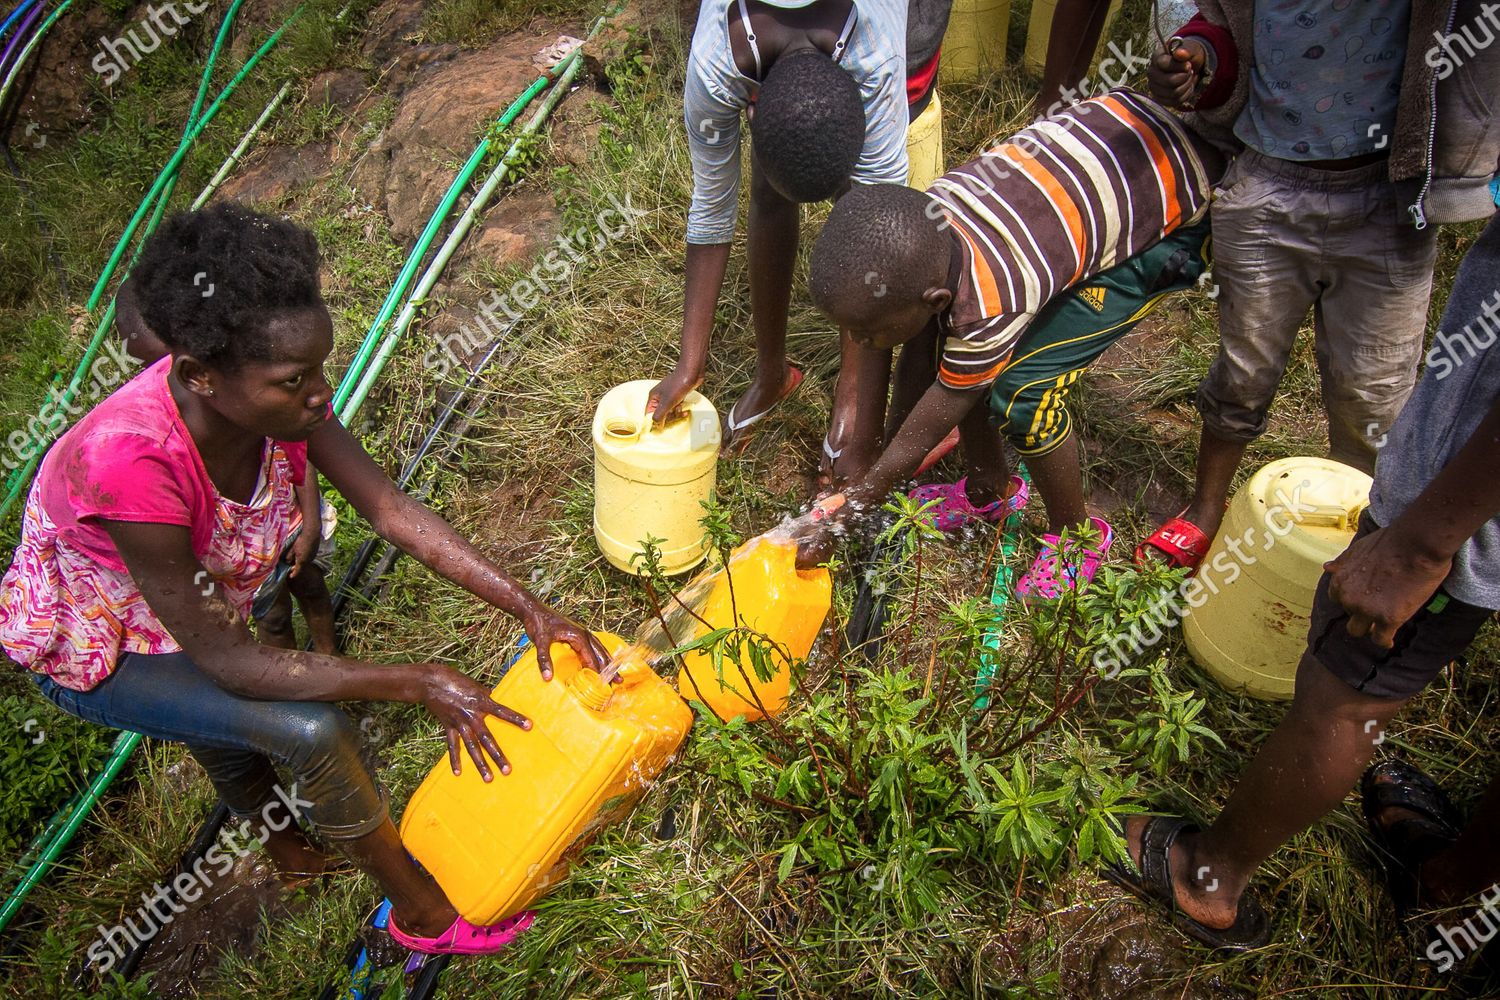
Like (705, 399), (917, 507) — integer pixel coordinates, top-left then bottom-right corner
(1104, 814), (1273, 951)
(1360, 759), (1462, 919)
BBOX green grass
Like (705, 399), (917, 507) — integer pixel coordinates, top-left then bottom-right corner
(2, 0), (1498, 997)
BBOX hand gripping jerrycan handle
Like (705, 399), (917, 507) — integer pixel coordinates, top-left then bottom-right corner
(593, 380), (721, 577)
(601, 405), (717, 450)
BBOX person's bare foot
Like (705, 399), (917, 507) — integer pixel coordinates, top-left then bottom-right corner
(722, 365), (802, 452)
(1179, 498), (1227, 544)
(1366, 769), (1466, 909)
(1122, 816), (1241, 931)
(963, 474), (1021, 510)
(262, 826), (343, 888)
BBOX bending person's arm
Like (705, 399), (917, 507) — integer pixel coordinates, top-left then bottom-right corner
(101, 519), (523, 779)
(793, 380), (983, 567)
(308, 419), (608, 675)
(650, 69), (744, 421)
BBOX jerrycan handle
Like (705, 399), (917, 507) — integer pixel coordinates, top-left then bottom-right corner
(614, 400), (718, 451)
(1294, 499), (1368, 530)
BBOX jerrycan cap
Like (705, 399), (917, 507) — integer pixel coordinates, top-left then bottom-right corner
(570, 668), (613, 712)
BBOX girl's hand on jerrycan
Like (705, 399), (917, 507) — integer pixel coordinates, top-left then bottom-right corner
(522, 602), (612, 680)
(417, 663), (530, 781)
(645, 364), (704, 426)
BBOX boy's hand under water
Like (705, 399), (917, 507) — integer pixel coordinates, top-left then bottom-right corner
(788, 493), (845, 570)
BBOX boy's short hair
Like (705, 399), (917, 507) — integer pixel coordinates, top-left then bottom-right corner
(131, 201), (323, 371)
(810, 184), (948, 323)
(751, 48), (864, 203)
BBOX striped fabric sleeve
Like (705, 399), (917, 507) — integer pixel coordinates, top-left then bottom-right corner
(932, 89), (1213, 391)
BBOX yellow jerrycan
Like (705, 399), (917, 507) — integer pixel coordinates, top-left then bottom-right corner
(906, 89), (945, 193)
(399, 633), (692, 924)
(942, 0), (1011, 82)
(1023, 0), (1123, 76)
(594, 380), (720, 577)
(1182, 458), (1371, 701)
(670, 532), (832, 722)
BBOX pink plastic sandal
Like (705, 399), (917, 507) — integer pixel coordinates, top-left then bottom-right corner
(908, 476), (1028, 533)
(388, 909), (535, 956)
(1015, 516), (1115, 600)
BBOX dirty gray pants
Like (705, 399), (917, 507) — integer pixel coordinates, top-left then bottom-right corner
(1196, 148), (1439, 472)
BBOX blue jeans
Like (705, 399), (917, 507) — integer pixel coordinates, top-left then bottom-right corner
(36, 651), (386, 840)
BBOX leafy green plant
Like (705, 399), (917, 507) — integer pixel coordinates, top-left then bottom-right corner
(0, 689), (110, 855)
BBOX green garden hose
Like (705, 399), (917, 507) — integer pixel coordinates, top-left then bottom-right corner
(975, 466), (1030, 711)
(0, 0), (74, 111)
(331, 73), (551, 415)
(0, 730), (139, 936)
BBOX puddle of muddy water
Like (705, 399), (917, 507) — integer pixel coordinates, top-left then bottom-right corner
(132, 853), (301, 998)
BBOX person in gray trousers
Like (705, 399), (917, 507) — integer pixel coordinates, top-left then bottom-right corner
(1136, 0), (1499, 571)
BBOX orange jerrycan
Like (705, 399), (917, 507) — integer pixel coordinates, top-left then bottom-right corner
(670, 533), (832, 722)
(399, 633), (691, 924)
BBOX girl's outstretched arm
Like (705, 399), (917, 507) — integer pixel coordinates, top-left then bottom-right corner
(102, 519), (524, 780)
(306, 418), (609, 677)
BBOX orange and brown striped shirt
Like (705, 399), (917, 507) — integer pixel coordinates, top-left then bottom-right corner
(927, 89), (1214, 390)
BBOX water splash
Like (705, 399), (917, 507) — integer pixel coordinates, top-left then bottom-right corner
(599, 528), (794, 682)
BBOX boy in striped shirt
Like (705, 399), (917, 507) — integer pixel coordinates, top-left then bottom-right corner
(793, 89), (1223, 592)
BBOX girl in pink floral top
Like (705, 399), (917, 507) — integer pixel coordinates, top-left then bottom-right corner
(0, 203), (604, 957)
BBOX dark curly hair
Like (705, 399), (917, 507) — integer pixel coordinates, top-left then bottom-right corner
(809, 183), (949, 324)
(751, 48), (864, 203)
(129, 202), (323, 371)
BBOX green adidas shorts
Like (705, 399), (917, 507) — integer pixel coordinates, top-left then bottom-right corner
(987, 216), (1212, 456)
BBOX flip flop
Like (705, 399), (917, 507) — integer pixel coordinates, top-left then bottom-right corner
(1015, 516), (1115, 601)
(914, 428), (960, 476)
(387, 909), (536, 956)
(1135, 510), (1213, 571)
(1361, 759), (1463, 920)
(908, 475), (1028, 533)
(1104, 814), (1272, 952)
(721, 366), (805, 456)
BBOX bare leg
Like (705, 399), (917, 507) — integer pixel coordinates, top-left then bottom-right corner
(339, 819), (458, 937)
(730, 154), (802, 432)
(885, 322), (940, 442)
(1124, 654), (1406, 929)
(1178, 425), (1248, 541)
(957, 404), (1011, 506)
(256, 584), (297, 650)
(1024, 434), (1087, 533)
(1036, 0), (1113, 113)
(289, 564), (338, 655)
(1410, 776), (1500, 907)
(258, 824), (339, 882)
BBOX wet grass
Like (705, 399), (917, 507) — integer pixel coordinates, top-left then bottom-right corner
(2, 0), (1498, 998)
